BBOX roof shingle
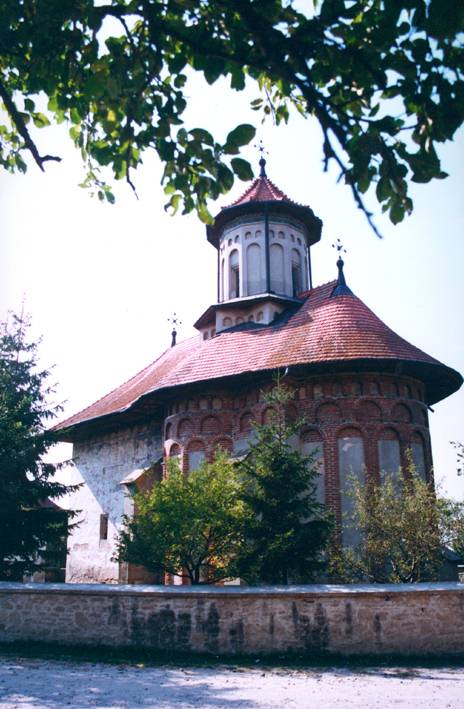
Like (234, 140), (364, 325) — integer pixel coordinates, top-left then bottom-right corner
(54, 282), (462, 435)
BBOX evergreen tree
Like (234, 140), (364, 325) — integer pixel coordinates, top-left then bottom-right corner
(236, 381), (333, 584)
(0, 312), (78, 580)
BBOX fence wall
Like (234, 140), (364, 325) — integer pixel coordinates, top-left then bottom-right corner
(0, 582), (463, 656)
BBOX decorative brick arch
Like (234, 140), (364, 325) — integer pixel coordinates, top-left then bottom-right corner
(239, 411), (254, 433)
(315, 401), (342, 423)
(165, 440), (182, 458)
(356, 399), (382, 422)
(337, 425), (364, 439)
(391, 402), (413, 423)
(178, 417), (193, 438)
(187, 438), (206, 453)
(378, 426), (400, 440)
(285, 403), (298, 422)
(200, 415), (221, 435)
(301, 425), (325, 442)
(262, 405), (277, 425)
(211, 437), (233, 455)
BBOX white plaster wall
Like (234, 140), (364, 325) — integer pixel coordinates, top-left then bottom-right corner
(66, 422), (162, 583)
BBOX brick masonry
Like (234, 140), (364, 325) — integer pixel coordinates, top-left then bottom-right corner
(65, 370), (433, 583)
(0, 582), (463, 656)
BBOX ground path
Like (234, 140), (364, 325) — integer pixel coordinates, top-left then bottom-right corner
(0, 657), (462, 708)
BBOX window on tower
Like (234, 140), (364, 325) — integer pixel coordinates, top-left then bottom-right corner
(291, 249), (302, 296)
(229, 249), (240, 299)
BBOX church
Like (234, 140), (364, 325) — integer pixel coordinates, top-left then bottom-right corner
(55, 158), (462, 584)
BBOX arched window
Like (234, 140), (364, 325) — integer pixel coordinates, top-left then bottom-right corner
(338, 429), (365, 547)
(247, 243), (262, 295)
(222, 316), (232, 328)
(229, 249), (240, 299)
(378, 429), (401, 482)
(187, 441), (205, 473)
(301, 431), (325, 503)
(291, 249), (302, 296)
(313, 384), (323, 399)
(270, 243), (284, 294)
(351, 381), (362, 396)
(369, 381), (380, 396)
(220, 258), (224, 301)
(411, 433), (426, 480)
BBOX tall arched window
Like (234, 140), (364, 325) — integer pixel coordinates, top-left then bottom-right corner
(270, 243), (284, 294)
(301, 431), (325, 503)
(229, 249), (240, 299)
(291, 249), (302, 296)
(411, 433), (426, 480)
(338, 429), (365, 547)
(187, 441), (205, 473)
(246, 243), (262, 295)
(378, 428), (401, 482)
(220, 258), (224, 302)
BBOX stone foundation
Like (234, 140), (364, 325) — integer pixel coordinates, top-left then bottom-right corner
(0, 582), (463, 657)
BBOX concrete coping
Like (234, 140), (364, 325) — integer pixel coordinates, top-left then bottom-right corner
(0, 581), (462, 598)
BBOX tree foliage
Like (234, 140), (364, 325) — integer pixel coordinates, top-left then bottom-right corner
(116, 452), (246, 584)
(330, 457), (444, 583)
(438, 496), (464, 559)
(236, 382), (333, 584)
(1, 1), (463, 231)
(0, 312), (78, 580)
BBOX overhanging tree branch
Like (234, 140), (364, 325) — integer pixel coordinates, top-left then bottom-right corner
(0, 78), (61, 171)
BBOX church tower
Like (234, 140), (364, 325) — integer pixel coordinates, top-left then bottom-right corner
(195, 157), (322, 337)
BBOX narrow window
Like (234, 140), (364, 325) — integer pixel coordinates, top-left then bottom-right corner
(291, 249), (302, 296)
(229, 248), (240, 299)
(99, 513), (109, 541)
(338, 432), (365, 547)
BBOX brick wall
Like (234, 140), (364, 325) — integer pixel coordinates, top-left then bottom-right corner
(0, 582), (462, 656)
(164, 372), (432, 529)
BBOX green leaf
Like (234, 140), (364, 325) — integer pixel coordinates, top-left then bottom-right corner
(224, 124), (256, 154)
(231, 157), (254, 181)
(189, 128), (214, 145)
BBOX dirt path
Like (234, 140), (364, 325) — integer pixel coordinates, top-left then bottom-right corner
(0, 658), (462, 708)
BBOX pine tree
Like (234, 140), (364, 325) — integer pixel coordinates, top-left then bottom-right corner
(236, 380), (333, 584)
(0, 312), (78, 580)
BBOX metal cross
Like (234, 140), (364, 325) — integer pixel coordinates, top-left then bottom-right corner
(254, 139), (268, 177)
(332, 238), (347, 255)
(168, 313), (182, 347)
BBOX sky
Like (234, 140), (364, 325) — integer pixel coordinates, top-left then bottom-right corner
(1, 73), (463, 499)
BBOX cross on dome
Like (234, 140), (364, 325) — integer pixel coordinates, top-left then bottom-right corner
(168, 313), (182, 347)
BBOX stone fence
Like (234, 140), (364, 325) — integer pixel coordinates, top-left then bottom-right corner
(0, 582), (463, 657)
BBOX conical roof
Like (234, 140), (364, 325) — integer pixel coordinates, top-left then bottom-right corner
(228, 174), (294, 205)
(54, 282), (462, 440)
(206, 168), (322, 247)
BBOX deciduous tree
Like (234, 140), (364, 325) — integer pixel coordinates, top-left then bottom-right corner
(116, 452), (246, 584)
(330, 456), (444, 583)
(1, 1), (462, 232)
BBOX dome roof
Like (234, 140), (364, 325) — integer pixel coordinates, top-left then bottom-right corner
(206, 172), (322, 248)
(54, 282), (462, 439)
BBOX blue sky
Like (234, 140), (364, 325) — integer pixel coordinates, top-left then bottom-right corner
(1, 74), (463, 498)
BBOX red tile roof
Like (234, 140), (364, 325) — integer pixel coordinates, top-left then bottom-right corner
(54, 282), (462, 436)
(228, 175), (294, 206)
